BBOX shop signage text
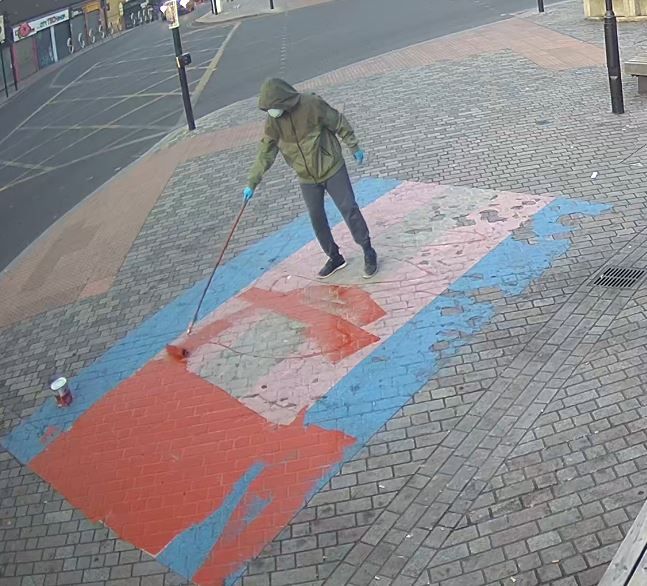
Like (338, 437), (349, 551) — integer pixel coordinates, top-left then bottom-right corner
(13, 9), (70, 41)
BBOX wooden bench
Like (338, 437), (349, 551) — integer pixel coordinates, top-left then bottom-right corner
(625, 56), (647, 94)
(598, 499), (647, 586)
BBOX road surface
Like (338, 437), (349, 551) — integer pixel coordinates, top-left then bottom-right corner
(0, 0), (560, 271)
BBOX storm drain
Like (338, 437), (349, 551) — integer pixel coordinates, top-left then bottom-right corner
(593, 267), (646, 289)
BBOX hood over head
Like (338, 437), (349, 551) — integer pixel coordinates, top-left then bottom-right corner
(258, 78), (301, 112)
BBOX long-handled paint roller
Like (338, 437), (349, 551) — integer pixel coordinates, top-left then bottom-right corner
(166, 199), (249, 361)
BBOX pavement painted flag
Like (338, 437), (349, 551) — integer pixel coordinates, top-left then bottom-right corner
(3, 178), (608, 585)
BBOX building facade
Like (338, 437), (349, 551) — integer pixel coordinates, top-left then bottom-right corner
(10, 7), (73, 79)
(0, 0), (160, 91)
(4, 0), (109, 83)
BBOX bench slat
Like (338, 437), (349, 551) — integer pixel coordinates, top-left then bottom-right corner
(599, 498), (647, 586)
(625, 57), (647, 77)
(628, 546), (647, 586)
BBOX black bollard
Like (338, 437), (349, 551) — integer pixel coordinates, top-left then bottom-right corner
(9, 43), (17, 91)
(172, 26), (196, 130)
(604, 0), (624, 114)
(538, 0), (545, 13)
(0, 47), (8, 98)
(164, 2), (195, 131)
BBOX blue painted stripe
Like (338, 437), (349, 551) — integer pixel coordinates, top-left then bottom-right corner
(225, 567), (248, 586)
(3, 178), (401, 464)
(157, 462), (265, 580)
(223, 496), (272, 586)
(450, 199), (611, 297)
(224, 198), (610, 585)
(303, 198), (610, 482)
(243, 495), (272, 525)
(305, 293), (492, 445)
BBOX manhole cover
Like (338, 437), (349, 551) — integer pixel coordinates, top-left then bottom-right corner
(593, 267), (646, 289)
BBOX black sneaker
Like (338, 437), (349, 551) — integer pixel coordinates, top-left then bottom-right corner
(318, 255), (347, 279)
(364, 248), (378, 279)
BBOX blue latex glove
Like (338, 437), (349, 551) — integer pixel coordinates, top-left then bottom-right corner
(243, 186), (254, 201)
(354, 149), (365, 165)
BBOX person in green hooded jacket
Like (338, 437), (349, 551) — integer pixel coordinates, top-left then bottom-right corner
(243, 78), (378, 279)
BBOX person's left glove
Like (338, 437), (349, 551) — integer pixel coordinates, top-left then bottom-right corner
(354, 149), (365, 165)
(243, 186), (254, 201)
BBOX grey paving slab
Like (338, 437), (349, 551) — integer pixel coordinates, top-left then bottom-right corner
(2, 1), (647, 585)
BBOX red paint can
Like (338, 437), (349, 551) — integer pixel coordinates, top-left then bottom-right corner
(50, 377), (73, 407)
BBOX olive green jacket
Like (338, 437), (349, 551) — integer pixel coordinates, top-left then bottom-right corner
(247, 78), (360, 188)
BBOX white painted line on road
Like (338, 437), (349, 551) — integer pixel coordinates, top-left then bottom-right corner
(62, 70), (179, 84)
(50, 93), (181, 103)
(0, 68), (184, 173)
(21, 124), (174, 132)
(1, 23), (228, 191)
(57, 131), (169, 166)
(0, 62), (100, 152)
(184, 25), (229, 37)
(107, 47), (218, 65)
(0, 160), (56, 172)
(192, 21), (241, 105)
(0, 132), (168, 195)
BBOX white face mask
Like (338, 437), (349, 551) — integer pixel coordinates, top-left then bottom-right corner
(268, 108), (284, 118)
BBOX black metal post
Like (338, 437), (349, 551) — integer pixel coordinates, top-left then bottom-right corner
(270, 0), (275, 9)
(211, 0), (218, 14)
(0, 46), (8, 98)
(604, 0), (624, 114)
(538, 0), (545, 13)
(9, 45), (17, 91)
(172, 26), (196, 130)
(5, 14), (17, 91)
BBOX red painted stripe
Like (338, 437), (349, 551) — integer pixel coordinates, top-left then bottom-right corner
(31, 357), (354, 578)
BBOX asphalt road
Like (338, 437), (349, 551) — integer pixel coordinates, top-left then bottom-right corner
(198, 0), (564, 116)
(0, 0), (561, 271)
(0, 8), (233, 271)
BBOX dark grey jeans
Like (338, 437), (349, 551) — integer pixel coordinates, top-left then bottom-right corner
(300, 165), (371, 259)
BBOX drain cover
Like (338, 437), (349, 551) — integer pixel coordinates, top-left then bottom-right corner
(593, 267), (646, 289)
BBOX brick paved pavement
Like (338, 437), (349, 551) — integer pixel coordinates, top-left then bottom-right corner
(2, 1), (647, 585)
(196, 0), (335, 24)
(0, 15), (606, 328)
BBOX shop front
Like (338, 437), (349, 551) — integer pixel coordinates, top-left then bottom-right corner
(53, 20), (71, 59)
(70, 1), (108, 49)
(105, 0), (124, 32)
(69, 8), (87, 51)
(11, 9), (70, 81)
(84, 1), (103, 43)
(123, 0), (155, 29)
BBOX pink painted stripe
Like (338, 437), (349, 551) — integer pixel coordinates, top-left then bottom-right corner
(180, 183), (552, 424)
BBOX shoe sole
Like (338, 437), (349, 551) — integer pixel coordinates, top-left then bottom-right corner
(363, 264), (378, 279)
(318, 261), (348, 279)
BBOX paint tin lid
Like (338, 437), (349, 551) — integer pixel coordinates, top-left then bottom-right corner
(50, 377), (67, 391)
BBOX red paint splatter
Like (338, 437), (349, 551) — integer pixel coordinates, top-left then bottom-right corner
(174, 285), (385, 364)
(301, 285), (386, 326)
(30, 358), (354, 581)
(240, 287), (381, 363)
(30, 284), (383, 584)
(39, 426), (61, 445)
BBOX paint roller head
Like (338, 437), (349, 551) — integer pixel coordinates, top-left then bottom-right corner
(165, 344), (190, 361)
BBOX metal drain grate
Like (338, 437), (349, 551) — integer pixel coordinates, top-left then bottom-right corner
(593, 267), (646, 289)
